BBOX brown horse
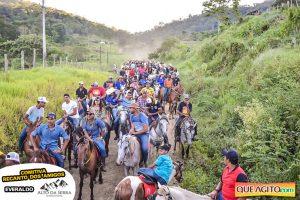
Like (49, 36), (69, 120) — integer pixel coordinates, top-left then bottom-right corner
(75, 128), (103, 200)
(114, 160), (184, 200)
(59, 120), (75, 170)
(159, 84), (184, 119)
(29, 150), (57, 165)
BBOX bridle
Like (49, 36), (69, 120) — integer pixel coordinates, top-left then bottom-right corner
(77, 137), (94, 166)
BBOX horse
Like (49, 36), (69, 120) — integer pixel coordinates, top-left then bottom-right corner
(154, 84), (161, 99)
(76, 130), (103, 200)
(155, 186), (212, 200)
(29, 149), (57, 165)
(149, 115), (169, 155)
(114, 160), (184, 200)
(174, 116), (196, 159)
(117, 106), (130, 140)
(116, 134), (141, 176)
(158, 84), (184, 119)
(167, 84), (184, 119)
(59, 120), (75, 170)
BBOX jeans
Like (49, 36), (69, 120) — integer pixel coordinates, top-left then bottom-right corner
(19, 126), (36, 151)
(80, 100), (88, 114)
(217, 191), (224, 200)
(138, 168), (167, 185)
(135, 133), (149, 164)
(112, 108), (118, 120)
(93, 138), (107, 158)
(47, 149), (64, 168)
(56, 117), (79, 128)
(164, 88), (170, 101)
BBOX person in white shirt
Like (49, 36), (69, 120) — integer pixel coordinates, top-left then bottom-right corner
(56, 93), (80, 128)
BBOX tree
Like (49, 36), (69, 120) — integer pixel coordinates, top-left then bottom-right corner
(202, 0), (242, 25)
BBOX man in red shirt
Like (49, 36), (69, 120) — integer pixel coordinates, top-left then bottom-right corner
(210, 149), (248, 200)
(88, 82), (106, 106)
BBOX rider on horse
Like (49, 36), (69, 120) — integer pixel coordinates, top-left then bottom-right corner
(163, 75), (173, 104)
(56, 93), (80, 128)
(87, 82), (106, 107)
(138, 143), (173, 185)
(18, 96), (47, 154)
(30, 112), (70, 168)
(128, 103), (149, 167)
(175, 94), (192, 139)
(76, 81), (88, 115)
(81, 107), (107, 170)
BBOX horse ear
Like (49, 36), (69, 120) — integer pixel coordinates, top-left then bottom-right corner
(88, 140), (93, 152)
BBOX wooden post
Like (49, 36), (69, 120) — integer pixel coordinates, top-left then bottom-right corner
(66, 56), (68, 65)
(21, 50), (24, 70)
(295, 0), (299, 7)
(60, 56), (62, 65)
(4, 54), (8, 72)
(53, 55), (56, 66)
(287, 0), (290, 7)
(292, 37), (297, 48)
(33, 49), (36, 68)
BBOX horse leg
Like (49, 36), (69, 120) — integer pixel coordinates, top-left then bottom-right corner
(90, 172), (95, 200)
(186, 144), (190, 159)
(181, 142), (185, 159)
(98, 166), (103, 184)
(68, 144), (72, 171)
(78, 170), (84, 200)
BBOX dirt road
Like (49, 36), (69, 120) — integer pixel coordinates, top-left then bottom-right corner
(68, 116), (179, 200)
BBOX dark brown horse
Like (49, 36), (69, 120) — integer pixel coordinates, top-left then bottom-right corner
(29, 150), (57, 165)
(114, 160), (184, 200)
(75, 128), (103, 200)
(59, 120), (75, 170)
(159, 84), (184, 119)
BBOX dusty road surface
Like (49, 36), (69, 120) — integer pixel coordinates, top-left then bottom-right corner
(67, 116), (179, 200)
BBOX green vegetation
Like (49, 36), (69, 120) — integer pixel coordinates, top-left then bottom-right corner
(0, 67), (112, 152)
(151, 9), (300, 199)
(0, 0), (130, 69)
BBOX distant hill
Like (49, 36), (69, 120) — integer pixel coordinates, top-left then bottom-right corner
(0, 0), (131, 44)
(134, 0), (274, 44)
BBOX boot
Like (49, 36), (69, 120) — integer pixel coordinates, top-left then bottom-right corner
(71, 159), (78, 168)
(101, 157), (106, 172)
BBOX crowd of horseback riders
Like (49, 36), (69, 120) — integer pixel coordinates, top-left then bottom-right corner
(0, 60), (249, 200)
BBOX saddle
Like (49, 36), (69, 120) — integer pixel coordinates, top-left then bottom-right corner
(137, 172), (157, 198)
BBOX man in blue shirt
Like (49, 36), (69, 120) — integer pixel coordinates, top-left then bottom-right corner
(139, 76), (147, 87)
(19, 97), (48, 154)
(114, 76), (126, 90)
(129, 103), (149, 167)
(138, 144), (173, 185)
(156, 73), (165, 87)
(30, 112), (70, 168)
(81, 108), (107, 169)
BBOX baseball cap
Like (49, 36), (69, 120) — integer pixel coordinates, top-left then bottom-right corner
(106, 88), (117, 95)
(46, 112), (56, 119)
(184, 94), (190, 99)
(93, 82), (98, 86)
(222, 149), (239, 165)
(5, 152), (20, 163)
(158, 144), (171, 151)
(79, 81), (84, 85)
(37, 96), (48, 103)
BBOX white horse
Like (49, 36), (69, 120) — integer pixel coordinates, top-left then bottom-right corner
(116, 134), (141, 176)
(149, 115), (169, 155)
(117, 106), (130, 140)
(156, 186), (211, 200)
(114, 161), (184, 200)
(154, 83), (161, 98)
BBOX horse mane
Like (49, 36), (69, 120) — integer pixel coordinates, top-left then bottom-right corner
(73, 127), (84, 138)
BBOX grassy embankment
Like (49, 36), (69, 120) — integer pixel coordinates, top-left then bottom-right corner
(152, 9), (300, 199)
(0, 67), (113, 152)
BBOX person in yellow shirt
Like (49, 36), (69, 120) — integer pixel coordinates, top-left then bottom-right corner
(141, 81), (154, 97)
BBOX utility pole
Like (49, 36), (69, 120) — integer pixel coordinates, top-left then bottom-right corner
(106, 44), (108, 65)
(42, 0), (47, 68)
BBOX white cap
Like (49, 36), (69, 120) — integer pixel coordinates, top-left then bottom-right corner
(5, 152), (20, 163)
(106, 88), (117, 95)
(38, 96), (48, 103)
(79, 81), (84, 85)
(184, 94), (190, 99)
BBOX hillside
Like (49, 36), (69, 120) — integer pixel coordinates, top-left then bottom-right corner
(151, 8), (300, 198)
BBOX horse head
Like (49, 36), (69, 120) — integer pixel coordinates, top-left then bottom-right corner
(118, 107), (128, 125)
(158, 115), (169, 136)
(181, 117), (196, 145)
(116, 134), (130, 166)
(173, 160), (184, 183)
(154, 84), (161, 97)
(29, 150), (43, 163)
(77, 137), (93, 169)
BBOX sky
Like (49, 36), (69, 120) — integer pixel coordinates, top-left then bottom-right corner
(29, 0), (266, 33)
